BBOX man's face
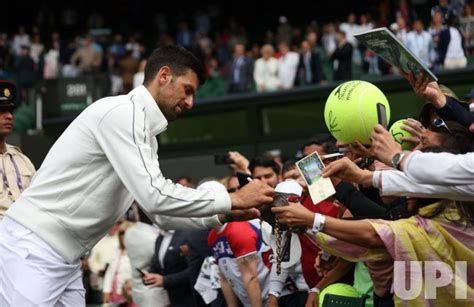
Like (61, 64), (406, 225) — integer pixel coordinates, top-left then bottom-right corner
(252, 166), (279, 188)
(157, 69), (198, 121)
(0, 109), (13, 136)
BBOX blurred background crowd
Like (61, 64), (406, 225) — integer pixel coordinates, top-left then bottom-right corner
(1, 0), (474, 106)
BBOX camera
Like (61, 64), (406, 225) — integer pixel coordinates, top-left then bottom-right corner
(214, 154), (233, 165)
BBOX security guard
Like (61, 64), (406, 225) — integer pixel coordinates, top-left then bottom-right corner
(0, 80), (35, 220)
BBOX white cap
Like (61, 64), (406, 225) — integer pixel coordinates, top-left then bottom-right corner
(470, 103), (474, 113)
(197, 180), (227, 193)
(274, 180), (303, 196)
(279, 16), (288, 24)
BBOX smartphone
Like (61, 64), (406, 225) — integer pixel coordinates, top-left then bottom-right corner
(376, 103), (388, 129)
(136, 268), (146, 277)
(236, 172), (252, 188)
(214, 154), (232, 165)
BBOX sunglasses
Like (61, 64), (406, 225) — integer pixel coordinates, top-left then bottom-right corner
(431, 118), (452, 135)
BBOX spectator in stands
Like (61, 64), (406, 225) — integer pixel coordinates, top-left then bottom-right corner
(108, 34), (127, 70)
(406, 19), (433, 68)
(0, 81), (36, 221)
(438, 16), (467, 70)
(428, 11), (445, 69)
(120, 50), (139, 93)
(43, 43), (60, 79)
(70, 35), (102, 73)
(254, 44), (280, 92)
(227, 43), (254, 93)
(277, 41), (299, 89)
(277, 16), (292, 46)
(295, 40), (326, 86)
(358, 13), (374, 33)
(339, 13), (359, 48)
(431, 0), (454, 24)
(395, 0), (417, 26)
(30, 34), (44, 65)
(363, 49), (391, 76)
(330, 30), (353, 81)
(14, 45), (37, 105)
(390, 16), (409, 45)
(11, 26), (30, 58)
(176, 21), (194, 48)
(322, 23), (337, 59)
(460, 2), (474, 56)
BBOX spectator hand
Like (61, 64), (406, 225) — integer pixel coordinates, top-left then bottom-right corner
(142, 272), (163, 287)
(103, 293), (111, 304)
(400, 118), (425, 146)
(305, 292), (319, 307)
(230, 179), (274, 210)
(271, 203), (314, 228)
(401, 71), (446, 108)
(370, 124), (402, 166)
(322, 157), (373, 187)
(348, 140), (372, 158)
(228, 151), (251, 174)
(315, 251), (339, 277)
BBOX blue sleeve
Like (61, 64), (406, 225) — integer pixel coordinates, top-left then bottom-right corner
(436, 96), (474, 128)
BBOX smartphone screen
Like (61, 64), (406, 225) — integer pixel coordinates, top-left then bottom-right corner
(377, 103), (388, 129)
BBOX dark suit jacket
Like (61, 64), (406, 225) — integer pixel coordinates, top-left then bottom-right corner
(330, 42), (353, 81)
(150, 230), (193, 307)
(295, 51), (325, 85)
(227, 55), (254, 93)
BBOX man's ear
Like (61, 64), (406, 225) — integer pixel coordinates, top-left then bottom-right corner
(158, 66), (172, 84)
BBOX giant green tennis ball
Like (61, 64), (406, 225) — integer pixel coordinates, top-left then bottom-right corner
(319, 283), (360, 305)
(389, 119), (415, 150)
(324, 80), (390, 145)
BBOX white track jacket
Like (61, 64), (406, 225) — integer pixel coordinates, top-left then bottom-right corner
(6, 86), (231, 264)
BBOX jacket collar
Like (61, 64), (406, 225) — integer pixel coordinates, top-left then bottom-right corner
(129, 86), (168, 136)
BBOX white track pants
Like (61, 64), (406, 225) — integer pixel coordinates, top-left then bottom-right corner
(0, 217), (85, 306)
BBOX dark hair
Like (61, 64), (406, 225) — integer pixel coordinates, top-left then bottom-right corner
(282, 159), (297, 174)
(249, 156), (281, 176)
(418, 104), (437, 128)
(143, 45), (206, 86)
(301, 133), (338, 155)
(428, 119), (474, 154)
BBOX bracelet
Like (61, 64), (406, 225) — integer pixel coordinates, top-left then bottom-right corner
(309, 287), (320, 294)
(269, 291), (281, 298)
(312, 213), (326, 233)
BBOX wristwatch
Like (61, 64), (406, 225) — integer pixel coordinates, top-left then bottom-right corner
(391, 151), (407, 170)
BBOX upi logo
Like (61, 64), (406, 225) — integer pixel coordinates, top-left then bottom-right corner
(393, 261), (468, 300)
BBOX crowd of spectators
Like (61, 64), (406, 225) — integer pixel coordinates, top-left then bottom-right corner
(1, 1), (474, 307)
(1, 0), (474, 106)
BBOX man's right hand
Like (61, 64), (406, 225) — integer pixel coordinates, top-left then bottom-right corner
(229, 179), (273, 210)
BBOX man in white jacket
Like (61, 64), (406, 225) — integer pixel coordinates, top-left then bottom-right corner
(0, 45), (273, 306)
